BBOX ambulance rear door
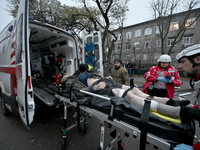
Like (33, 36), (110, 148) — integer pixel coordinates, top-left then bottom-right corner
(15, 0), (34, 128)
(82, 31), (103, 76)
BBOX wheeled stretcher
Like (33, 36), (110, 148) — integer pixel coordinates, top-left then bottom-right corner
(54, 88), (195, 150)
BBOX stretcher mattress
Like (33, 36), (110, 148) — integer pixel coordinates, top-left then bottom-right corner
(61, 91), (195, 147)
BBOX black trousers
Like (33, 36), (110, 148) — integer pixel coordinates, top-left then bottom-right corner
(147, 88), (167, 97)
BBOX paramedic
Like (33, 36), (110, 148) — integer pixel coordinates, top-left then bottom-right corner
(110, 58), (129, 85)
(173, 44), (200, 150)
(143, 54), (183, 98)
(63, 72), (200, 121)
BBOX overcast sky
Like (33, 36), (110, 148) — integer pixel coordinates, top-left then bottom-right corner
(0, 0), (151, 32)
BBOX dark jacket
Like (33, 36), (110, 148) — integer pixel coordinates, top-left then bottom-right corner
(126, 63), (133, 69)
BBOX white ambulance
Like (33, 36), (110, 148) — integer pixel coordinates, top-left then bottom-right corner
(0, 0), (103, 128)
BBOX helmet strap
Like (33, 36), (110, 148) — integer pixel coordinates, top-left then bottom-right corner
(187, 56), (200, 68)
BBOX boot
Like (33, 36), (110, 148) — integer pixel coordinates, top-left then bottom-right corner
(180, 106), (200, 121)
(166, 99), (190, 106)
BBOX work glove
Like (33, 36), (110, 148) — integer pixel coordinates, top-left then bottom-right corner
(173, 143), (193, 150)
(166, 75), (173, 84)
(157, 77), (168, 83)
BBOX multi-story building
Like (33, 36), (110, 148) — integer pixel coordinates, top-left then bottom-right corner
(109, 8), (200, 70)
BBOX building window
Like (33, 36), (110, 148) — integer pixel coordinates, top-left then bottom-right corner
(185, 18), (196, 28)
(155, 39), (161, 47)
(144, 27), (152, 35)
(167, 38), (176, 46)
(156, 25), (162, 34)
(118, 33), (122, 40)
(126, 32), (132, 40)
(118, 44), (121, 51)
(144, 41), (151, 49)
(125, 54), (130, 60)
(135, 29), (141, 37)
(125, 43), (131, 50)
(134, 42), (140, 49)
(169, 22), (179, 31)
(182, 35), (194, 46)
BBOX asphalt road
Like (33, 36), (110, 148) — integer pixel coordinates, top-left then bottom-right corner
(0, 101), (169, 150)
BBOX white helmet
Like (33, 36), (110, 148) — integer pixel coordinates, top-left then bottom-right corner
(157, 54), (171, 63)
(176, 44), (200, 62)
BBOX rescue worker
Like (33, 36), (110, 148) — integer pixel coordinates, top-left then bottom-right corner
(174, 44), (200, 150)
(143, 55), (183, 99)
(110, 58), (129, 85)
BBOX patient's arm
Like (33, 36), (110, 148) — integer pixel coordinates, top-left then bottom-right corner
(62, 73), (72, 81)
(93, 82), (106, 91)
(80, 82), (106, 93)
(104, 76), (113, 80)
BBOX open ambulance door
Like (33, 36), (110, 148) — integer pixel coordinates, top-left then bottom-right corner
(82, 31), (103, 77)
(15, 0), (34, 129)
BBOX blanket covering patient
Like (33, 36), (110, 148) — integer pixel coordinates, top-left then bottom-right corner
(62, 72), (200, 121)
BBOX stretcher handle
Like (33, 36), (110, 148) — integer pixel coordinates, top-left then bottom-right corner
(73, 88), (111, 101)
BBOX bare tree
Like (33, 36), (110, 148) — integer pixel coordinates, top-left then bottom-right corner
(72, 0), (130, 64)
(150, 0), (200, 54)
(110, 0), (129, 59)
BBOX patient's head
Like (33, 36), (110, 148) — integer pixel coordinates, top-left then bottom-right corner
(79, 64), (88, 72)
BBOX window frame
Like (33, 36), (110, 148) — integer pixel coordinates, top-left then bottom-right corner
(118, 33), (122, 40)
(185, 18), (196, 28)
(144, 27), (152, 36)
(183, 35), (194, 46)
(135, 29), (141, 37)
(125, 43), (131, 50)
(167, 38), (176, 47)
(169, 21), (179, 31)
(117, 44), (121, 51)
(155, 39), (161, 47)
(144, 40), (151, 49)
(126, 31), (132, 40)
(134, 42), (140, 49)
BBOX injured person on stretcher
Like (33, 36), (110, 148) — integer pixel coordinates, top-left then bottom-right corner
(62, 73), (200, 121)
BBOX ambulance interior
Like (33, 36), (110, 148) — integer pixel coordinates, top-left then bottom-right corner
(28, 22), (79, 106)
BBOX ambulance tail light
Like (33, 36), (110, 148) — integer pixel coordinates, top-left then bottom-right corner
(11, 75), (17, 95)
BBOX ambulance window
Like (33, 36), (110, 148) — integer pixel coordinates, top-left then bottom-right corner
(94, 44), (99, 61)
(16, 15), (23, 64)
(94, 36), (98, 43)
(87, 37), (92, 43)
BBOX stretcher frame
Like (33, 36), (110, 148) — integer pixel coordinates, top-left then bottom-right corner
(54, 90), (179, 150)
